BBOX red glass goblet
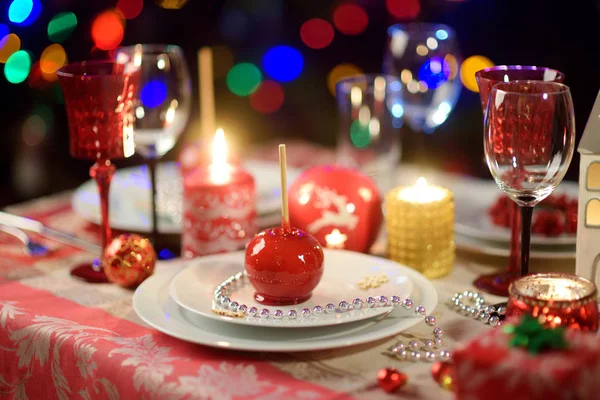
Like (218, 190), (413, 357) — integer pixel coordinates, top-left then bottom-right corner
(57, 61), (139, 283)
(473, 66), (564, 296)
(507, 273), (599, 332)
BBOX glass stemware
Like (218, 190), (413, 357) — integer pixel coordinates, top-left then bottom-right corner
(115, 44), (192, 244)
(57, 61), (139, 282)
(475, 66), (565, 295)
(484, 81), (575, 279)
(335, 74), (403, 193)
(383, 23), (462, 136)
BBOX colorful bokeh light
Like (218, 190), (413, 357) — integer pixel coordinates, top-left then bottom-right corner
(250, 80), (285, 113)
(226, 63), (262, 96)
(8, 0), (41, 27)
(91, 10), (125, 51)
(418, 57), (450, 90)
(140, 80), (168, 108)
(350, 120), (371, 148)
(155, 0), (189, 9)
(40, 44), (67, 74)
(0, 24), (8, 40)
(8, 0), (32, 24)
(48, 12), (78, 43)
(300, 18), (334, 49)
(4, 50), (31, 84)
(460, 55), (494, 92)
(386, 0), (421, 20)
(327, 63), (363, 95)
(262, 45), (304, 83)
(333, 4), (368, 35)
(0, 33), (20, 63)
(117, 0), (144, 19)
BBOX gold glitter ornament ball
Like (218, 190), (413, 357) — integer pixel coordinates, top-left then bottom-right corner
(102, 234), (157, 288)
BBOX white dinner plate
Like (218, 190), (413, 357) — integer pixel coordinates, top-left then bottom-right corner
(453, 179), (578, 246)
(133, 257), (437, 352)
(169, 250), (415, 328)
(455, 233), (575, 260)
(71, 161), (300, 234)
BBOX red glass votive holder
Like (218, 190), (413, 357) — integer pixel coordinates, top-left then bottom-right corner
(507, 273), (599, 332)
(182, 166), (258, 258)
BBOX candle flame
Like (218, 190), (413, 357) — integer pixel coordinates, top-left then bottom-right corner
(212, 128), (227, 166)
(210, 128), (229, 184)
(415, 177), (428, 188)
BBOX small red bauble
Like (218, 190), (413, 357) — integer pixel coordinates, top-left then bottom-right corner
(288, 165), (382, 253)
(431, 361), (455, 391)
(245, 226), (324, 305)
(377, 367), (407, 393)
(102, 234), (157, 288)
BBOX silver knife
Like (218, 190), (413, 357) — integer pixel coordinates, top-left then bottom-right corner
(0, 211), (102, 254)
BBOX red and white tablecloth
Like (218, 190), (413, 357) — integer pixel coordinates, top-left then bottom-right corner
(0, 190), (508, 400)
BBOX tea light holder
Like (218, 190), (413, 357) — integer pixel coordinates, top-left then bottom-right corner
(507, 273), (599, 332)
(385, 178), (455, 279)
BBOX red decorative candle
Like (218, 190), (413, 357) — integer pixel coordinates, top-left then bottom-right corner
(182, 130), (257, 258)
(506, 273), (599, 332)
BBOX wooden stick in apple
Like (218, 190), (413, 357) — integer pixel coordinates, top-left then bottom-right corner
(279, 144), (290, 230)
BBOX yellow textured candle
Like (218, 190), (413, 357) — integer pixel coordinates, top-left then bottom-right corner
(385, 178), (455, 278)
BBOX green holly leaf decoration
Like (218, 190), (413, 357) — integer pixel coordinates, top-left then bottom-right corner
(505, 315), (568, 354)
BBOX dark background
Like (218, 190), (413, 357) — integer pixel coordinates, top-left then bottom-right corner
(1, 0), (599, 208)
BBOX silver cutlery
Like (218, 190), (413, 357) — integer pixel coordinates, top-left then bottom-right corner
(0, 211), (101, 254)
(0, 224), (50, 256)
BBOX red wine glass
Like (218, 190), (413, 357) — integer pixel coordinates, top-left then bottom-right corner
(484, 81), (575, 286)
(57, 61), (140, 283)
(474, 66), (564, 296)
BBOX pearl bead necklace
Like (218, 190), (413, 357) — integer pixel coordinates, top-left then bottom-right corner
(447, 290), (506, 327)
(213, 272), (439, 332)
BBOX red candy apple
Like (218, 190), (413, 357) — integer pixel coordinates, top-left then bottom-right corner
(245, 226), (324, 305)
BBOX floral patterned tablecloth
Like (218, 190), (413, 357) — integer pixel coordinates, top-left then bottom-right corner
(0, 191), (515, 400)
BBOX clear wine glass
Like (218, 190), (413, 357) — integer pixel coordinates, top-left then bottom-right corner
(383, 23), (462, 134)
(115, 44), (192, 244)
(475, 66), (564, 296)
(484, 81), (575, 277)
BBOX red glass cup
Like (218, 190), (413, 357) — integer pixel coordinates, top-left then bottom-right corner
(57, 61), (139, 283)
(507, 273), (599, 332)
(473, 66), (565, 296)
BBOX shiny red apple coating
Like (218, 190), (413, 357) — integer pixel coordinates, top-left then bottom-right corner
(245, 226), (324, 305)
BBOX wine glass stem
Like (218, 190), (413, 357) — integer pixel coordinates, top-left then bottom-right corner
(148, 158), (158, 245)
(520, 205), (534, 276)
(507, 202), (522, 274)
(90, 160), (116, 251)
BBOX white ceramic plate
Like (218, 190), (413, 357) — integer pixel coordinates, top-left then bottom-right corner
(455, 233), (575, 260)
(454, 180), (578, 246)
(169, 250), (415, 328)
(133, 256), (437, 352)
(71, 161), (300, 234)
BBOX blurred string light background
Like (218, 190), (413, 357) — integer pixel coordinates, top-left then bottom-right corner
(0, 0), (598, 206)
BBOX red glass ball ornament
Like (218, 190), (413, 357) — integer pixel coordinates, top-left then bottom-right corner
(245, 226), (324, 305)
(377, 367), (407, 393)
(288, 165), (382, 253)
(102, 234), (157, 288)
(431, 361), (455, 389)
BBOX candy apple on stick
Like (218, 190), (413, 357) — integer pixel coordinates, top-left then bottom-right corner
(245, 144), (325, 305)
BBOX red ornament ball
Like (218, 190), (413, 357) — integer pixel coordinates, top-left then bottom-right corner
(431, 361), (455, 390)
(288, 165), (383, 253)
(245, 226), (324, 305)
(377, 367), (407, 393)
(102, 234), (157, 288)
